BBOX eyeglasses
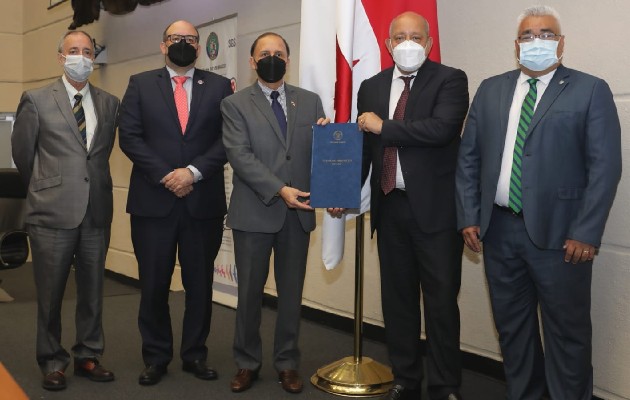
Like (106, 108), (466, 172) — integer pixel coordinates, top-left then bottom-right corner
(165, 34), (199, 44)
(517, 32), (560, 42)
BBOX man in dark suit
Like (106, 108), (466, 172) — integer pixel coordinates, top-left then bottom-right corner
(118, 20), (232, 386)
(221, 32), (327, 394)
(11, 30), (119, 391)
(456, 6), (621, 400)
(357, 11), (469, 400)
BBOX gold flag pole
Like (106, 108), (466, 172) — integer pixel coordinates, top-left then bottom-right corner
(311, 214), (393, 396)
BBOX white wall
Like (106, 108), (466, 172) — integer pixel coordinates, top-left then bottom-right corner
(15, 1), (630, 399)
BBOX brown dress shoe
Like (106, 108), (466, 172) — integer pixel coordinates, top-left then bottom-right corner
(74, 358), (115, 382)
(42, 371), (66, 391)
(278, 369), (303, 393)
(231, 369), (258, 392)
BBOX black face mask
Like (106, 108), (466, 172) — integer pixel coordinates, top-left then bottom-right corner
(167, 41), (197, 67)
(256, 56), (286, 83)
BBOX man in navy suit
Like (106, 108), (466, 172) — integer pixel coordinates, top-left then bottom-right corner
(119, 20), (232, 386)
(356, 11), (469, 400)
(456, 6), (621, 400)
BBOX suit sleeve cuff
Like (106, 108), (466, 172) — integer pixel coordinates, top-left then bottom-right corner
(187, 165), (203, 183)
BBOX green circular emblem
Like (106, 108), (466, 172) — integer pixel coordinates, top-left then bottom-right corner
(206, 32), (219, 60)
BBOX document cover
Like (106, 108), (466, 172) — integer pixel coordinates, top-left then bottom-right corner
(310, 123), (362, 208)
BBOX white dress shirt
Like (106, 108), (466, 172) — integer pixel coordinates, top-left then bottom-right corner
(388, 67), (417, 190)
(495, 69), (556, 206)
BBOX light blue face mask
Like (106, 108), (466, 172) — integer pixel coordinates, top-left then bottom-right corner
(518, 38), (561, 71)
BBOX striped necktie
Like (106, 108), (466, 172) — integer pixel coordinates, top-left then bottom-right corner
(73, 93), (87, 145)
(509, 78), (538, 213)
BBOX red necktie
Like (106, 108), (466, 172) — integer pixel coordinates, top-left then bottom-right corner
(173, 76), (189, 134)
(381, 75), (414, 194)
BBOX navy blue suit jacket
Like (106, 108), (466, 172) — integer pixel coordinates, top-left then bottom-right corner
(456, 65), (622, 248)
(119, 67), (232, 219)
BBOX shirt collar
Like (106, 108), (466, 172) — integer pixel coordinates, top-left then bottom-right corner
(392, 66), (417, 83)
(258, 80), (286, 97)
(166, 65), (195, 80)
(62, 74), (90, 97)
(518, 68), (557, 86)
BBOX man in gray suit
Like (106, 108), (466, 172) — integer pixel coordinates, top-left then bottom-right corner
(456, 6), (621, 400)
(11, 30), (119, 391)
(221, 32), (328, 394)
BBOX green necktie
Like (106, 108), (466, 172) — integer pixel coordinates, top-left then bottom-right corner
(509, 78), (538, 213)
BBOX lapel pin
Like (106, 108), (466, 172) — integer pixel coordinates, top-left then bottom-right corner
(559, 80), (564, 85)
(197, 80), (204, 85)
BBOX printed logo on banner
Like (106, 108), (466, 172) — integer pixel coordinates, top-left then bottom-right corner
(206, 32), (219, 60)
(214, 264), (238, 283)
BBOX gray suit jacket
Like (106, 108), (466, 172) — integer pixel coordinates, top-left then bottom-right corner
(221, 82), (325, 233)
(456, 65), (621, 249)
(11, 79), (120, 229)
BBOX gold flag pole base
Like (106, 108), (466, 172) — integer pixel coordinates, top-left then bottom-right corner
(312, 215), (392, 397)
(310, 355), (393, 397)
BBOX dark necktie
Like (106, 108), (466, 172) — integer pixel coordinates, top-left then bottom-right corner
(381, 75), (414, 194)
(73, 93), (87, 146)
(270, 90), (287, 139)
(509, 78), (539, 213)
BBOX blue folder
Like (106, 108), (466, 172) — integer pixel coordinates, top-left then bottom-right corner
(310, 123), (362, 208)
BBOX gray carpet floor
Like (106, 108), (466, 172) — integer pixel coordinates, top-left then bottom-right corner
(0, 263), (506, 399)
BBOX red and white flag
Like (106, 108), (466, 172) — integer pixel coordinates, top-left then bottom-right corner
(300, 0), (441, 269)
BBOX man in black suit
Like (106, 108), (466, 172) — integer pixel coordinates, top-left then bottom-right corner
(358, 12), (468, 400)
(119, 20), (232, 386)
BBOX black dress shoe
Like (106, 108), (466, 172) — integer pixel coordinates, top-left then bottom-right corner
(74, 358), (115, 382)
(42, 371), (66, 391)
(381, 384), (419, 400)
(138, 365), (167, 386)
(182, 360), (218, 380)
(439, 394), (462, 400)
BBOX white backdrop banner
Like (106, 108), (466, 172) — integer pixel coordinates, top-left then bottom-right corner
(197, 15), (238, 307)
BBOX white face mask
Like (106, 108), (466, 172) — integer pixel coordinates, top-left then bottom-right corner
(392, 40), (427, 72)
(62, 54), (94, 82)
(518, 39), (561, 72)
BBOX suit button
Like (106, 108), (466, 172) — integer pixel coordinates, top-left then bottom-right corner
(87, 155), (91, 160)
(84, 177), (89, 182)
(286, 155), (291, 160)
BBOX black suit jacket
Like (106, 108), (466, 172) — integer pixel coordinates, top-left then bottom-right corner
(119, 67), (232, 219)
(359, 60), (469, 234)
